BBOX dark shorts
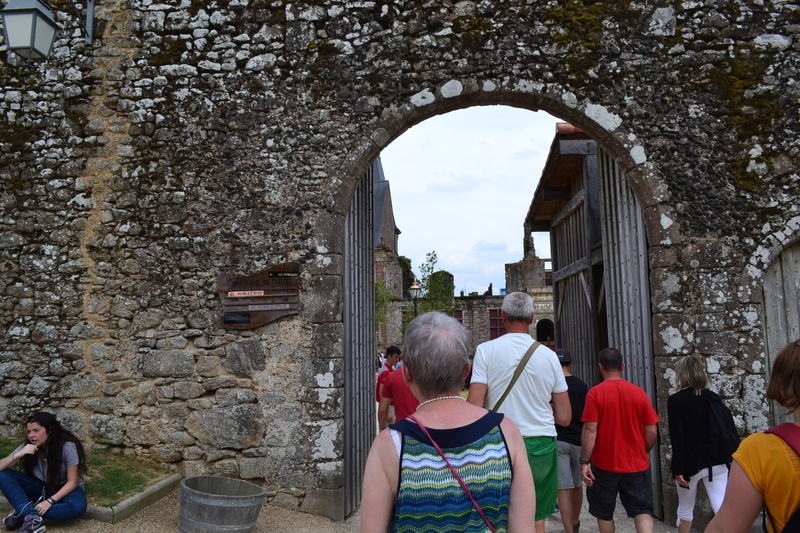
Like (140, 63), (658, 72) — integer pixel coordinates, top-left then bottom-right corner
(586, 464), (654, 521)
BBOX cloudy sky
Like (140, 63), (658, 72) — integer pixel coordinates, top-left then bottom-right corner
(379, 105), (562, 296)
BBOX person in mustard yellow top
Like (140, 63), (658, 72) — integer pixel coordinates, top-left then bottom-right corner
(706, 339), (800, 533)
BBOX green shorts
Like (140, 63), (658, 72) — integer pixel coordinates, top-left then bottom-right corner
(524, 436), (558, 521)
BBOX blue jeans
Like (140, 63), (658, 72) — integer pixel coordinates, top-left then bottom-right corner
(0, 469), (87, 520)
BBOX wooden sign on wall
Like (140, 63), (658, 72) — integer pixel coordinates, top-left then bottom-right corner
(217, 263), (300, 329)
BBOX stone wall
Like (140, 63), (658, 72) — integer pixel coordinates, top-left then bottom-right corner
(530, 287), (554, 332)
(375, 246), (405, 348)
(0, 0), (797, 521)
(455, 294), (505, 351)
(506, 248), (548, 293)
(456, 292), (555, 351)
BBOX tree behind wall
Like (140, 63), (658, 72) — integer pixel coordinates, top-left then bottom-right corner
(403, 251), (456, 333)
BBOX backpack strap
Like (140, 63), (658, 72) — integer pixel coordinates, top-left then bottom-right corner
(765, 423), (800, 456)
(491, 340), (540, 412)
(783, 508), (800, 533)
(761, 423), (800, 533)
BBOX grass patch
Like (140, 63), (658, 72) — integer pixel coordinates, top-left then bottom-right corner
(0, 439), (173, 507)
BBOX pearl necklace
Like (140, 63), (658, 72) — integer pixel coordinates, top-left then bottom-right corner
(416, 395), (466, 410)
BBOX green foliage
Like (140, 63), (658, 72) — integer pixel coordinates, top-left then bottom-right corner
(402, 251), (456, 334)
(309, 41), (338, 55)
(0, 440), (15, 458)
(456, 17), (493, 50)
(0, 439), (172, 507)
(85, 450), (171, 506)
(543, 0), (608, 83)
(417, 252), (456, 316)
(546, 0), (606, 48)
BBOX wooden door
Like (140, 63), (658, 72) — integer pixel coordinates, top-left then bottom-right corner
(761, 240), (800, 425)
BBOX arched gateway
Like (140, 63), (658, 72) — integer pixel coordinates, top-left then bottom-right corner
(0, 0), (797, 524)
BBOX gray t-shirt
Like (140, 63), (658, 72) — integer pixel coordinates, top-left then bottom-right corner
(13, 441), (84, 488)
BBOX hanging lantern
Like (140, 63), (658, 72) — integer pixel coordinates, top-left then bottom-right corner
(1, 0), (59, 59)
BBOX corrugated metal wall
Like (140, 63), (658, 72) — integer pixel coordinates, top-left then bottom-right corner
(761, 241), (800, 426)
(343, 164), (377, 517)
(598, 148), (661, 517)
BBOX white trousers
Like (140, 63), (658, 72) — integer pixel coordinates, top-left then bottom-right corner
(675, 463), (729, 524)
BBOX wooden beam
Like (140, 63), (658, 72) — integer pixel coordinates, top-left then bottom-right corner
(542, 187), (571, 201)
(553, 257), (590, 283)
(552, 189), (585, 228)
(528, 220), (552, 232)
(559, 139), (597, 155)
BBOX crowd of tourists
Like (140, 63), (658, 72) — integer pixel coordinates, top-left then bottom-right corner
(1, 291), (796, 533)
(361, 291), (800, 533)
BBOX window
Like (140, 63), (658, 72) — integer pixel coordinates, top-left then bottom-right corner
(489, 309), (506, 339)
(454, 310), (463, 324)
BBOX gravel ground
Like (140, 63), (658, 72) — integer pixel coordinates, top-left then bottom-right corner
(35, 487), (688, 533)
(40, 490), (361, 533)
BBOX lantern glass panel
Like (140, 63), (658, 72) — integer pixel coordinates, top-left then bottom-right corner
(2, 11), (34, 49)
(32, 16), (56, 57)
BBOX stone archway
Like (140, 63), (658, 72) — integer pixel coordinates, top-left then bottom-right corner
(335, 90), (668, 518)
(536, 318), (555, 346)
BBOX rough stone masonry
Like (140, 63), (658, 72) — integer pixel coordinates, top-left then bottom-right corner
(0, 0), (798, 521)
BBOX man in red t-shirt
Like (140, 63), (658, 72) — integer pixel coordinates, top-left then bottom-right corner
(378, 368), (419, 429)
(580, 347), (660, 533)
(375, 346), (401, 403)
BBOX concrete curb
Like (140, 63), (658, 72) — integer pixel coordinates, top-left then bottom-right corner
(0, 474), (183, 524)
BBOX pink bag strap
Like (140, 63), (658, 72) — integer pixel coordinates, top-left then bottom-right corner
(762, 423), (800, 532)
(406, 415), (497, 533)
(765, 423), (800, 456)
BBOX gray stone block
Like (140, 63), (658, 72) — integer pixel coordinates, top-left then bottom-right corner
(142, 350), (194, 378)
(224, 339), (267, 376)
(51, 372), (102, 398)
(300, 488), (345, 521)
(90, 414), (126, 445)
(185, 404), (266, 449)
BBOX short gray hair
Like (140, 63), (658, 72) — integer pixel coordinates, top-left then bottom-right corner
(501, 292), (534, 322)
(403, 311), (470, 398)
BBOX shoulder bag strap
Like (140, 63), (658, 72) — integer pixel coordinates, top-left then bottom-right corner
(407, 415), (497, 533)
(491, 340), (541, 412)
(765, 423), (800, 456)
(762, 423), (800, 533)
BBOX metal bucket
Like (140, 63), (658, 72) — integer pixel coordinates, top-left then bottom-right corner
(178, 476), (267, 533)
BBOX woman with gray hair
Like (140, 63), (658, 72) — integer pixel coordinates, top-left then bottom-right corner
(359, 312), (536, 533)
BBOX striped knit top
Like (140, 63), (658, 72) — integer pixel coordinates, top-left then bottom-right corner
(389, 411), (513, 533)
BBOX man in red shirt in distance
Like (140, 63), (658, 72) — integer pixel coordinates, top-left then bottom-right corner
(378, 368), (419, 429)
(580, 347), (660, 533)
(375, 346), (401, 403)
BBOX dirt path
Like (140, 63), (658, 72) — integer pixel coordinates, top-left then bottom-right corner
(42, 490), (361, 533)
(39, 488), (690, 533)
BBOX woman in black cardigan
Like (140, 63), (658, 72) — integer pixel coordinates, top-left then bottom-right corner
(668, 356), (729, 533)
